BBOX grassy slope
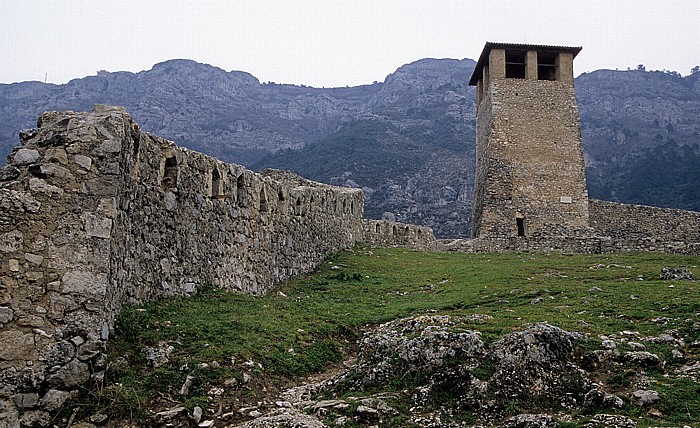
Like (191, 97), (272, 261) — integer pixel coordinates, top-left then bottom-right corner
(84, 247), (699, 426)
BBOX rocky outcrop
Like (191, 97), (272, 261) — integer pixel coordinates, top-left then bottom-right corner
(577, 69), (700, 212)
(227, 316), (696, 427)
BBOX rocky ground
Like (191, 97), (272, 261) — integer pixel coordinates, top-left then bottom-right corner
(135, 315), (698, 428)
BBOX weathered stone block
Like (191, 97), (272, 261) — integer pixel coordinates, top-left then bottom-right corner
(0, 306), (14, 323)
(12, 149), (40, 166)
(12, 393), (39, 409)
(83, 213), (112, 238)
(46, 359), (89, 387)
(23, 253), (43, 266)
(0, 230), (23, 253)
(74, 154), (92, 172)
(39, 389), (70, 412)
(43, 147), (68, 165)
(0, 331), (35, 361)
(28, 177), (63, 196)
(61, 270), (107, 297)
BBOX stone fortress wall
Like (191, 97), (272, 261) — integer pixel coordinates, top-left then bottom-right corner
(0, 105), (367, 419)
(363, 219), (443, 251)
(588, 199), (700, 254)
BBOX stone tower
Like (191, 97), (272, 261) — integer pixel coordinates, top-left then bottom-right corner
(468, 42), (589, 239)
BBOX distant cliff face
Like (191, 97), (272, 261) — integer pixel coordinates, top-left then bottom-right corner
(0, 59), (380, 166)
(577, 69), (700, 212)
(0, 58), (477, 238)
(254, 58), (477, 238)
(2, 59), (699, 238)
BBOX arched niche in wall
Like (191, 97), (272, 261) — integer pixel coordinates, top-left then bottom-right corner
(236, 174), (247, 207)
(295, 196), (303, 216)
(210, 166), (224, 199)
(259, 188), (269, 212)
(161, 155), (178, 190)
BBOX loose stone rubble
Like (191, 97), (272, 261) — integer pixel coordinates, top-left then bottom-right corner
(659, 267), (695, 281)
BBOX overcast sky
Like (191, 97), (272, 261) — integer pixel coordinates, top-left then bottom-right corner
(2, 0), (699, 88)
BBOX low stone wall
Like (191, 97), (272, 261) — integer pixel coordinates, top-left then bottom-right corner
(445, 200), (700, 255)
(363, 220), (443, 251)
(0, 106), (363, 422)
(589, 199), (700, 253)
(443, 236), (604, 254)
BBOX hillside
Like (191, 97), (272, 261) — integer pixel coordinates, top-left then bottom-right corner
(577, 69), (700, 211)
(253, 58), (476, 238)
(2, 60), (700, 237)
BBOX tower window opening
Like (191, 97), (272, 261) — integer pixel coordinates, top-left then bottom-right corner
(505, 51), (526, 79)
(516, 218), (526, 237)
(538, 52), (557, 81)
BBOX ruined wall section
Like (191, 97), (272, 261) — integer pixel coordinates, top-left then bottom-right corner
(589, 199), (700, 254)
(0, 107), (132, 416)
(0, 106), (363, 408)
(446, 200), (700, 255)
(363, 220), (443, 251)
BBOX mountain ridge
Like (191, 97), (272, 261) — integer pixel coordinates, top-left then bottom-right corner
(2, 58), (699, 237)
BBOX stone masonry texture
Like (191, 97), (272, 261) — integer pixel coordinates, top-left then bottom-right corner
(464, 43), (700, 254)
(472, 63), (589, 238)
(4, 47), (700, 422)
(1, 105), (425, 424)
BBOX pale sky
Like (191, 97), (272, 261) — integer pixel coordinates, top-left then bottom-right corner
(1, 0), (699, 87)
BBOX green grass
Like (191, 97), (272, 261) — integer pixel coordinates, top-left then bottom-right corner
(93, 246), (699, 426)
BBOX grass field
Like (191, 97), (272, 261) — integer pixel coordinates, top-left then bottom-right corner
(80, 246), (699, 426)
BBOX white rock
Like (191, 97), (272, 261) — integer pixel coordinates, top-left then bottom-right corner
(12, 148), (40, 165)
(74, 154), (92, 171)
(192, 406), (203, 423)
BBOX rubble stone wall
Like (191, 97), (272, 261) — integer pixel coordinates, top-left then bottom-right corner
(589, 199), (700, 254)
(445, 200), (700, 255)
(0, 106), (363, 414)
(363, 220), (443, 251)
